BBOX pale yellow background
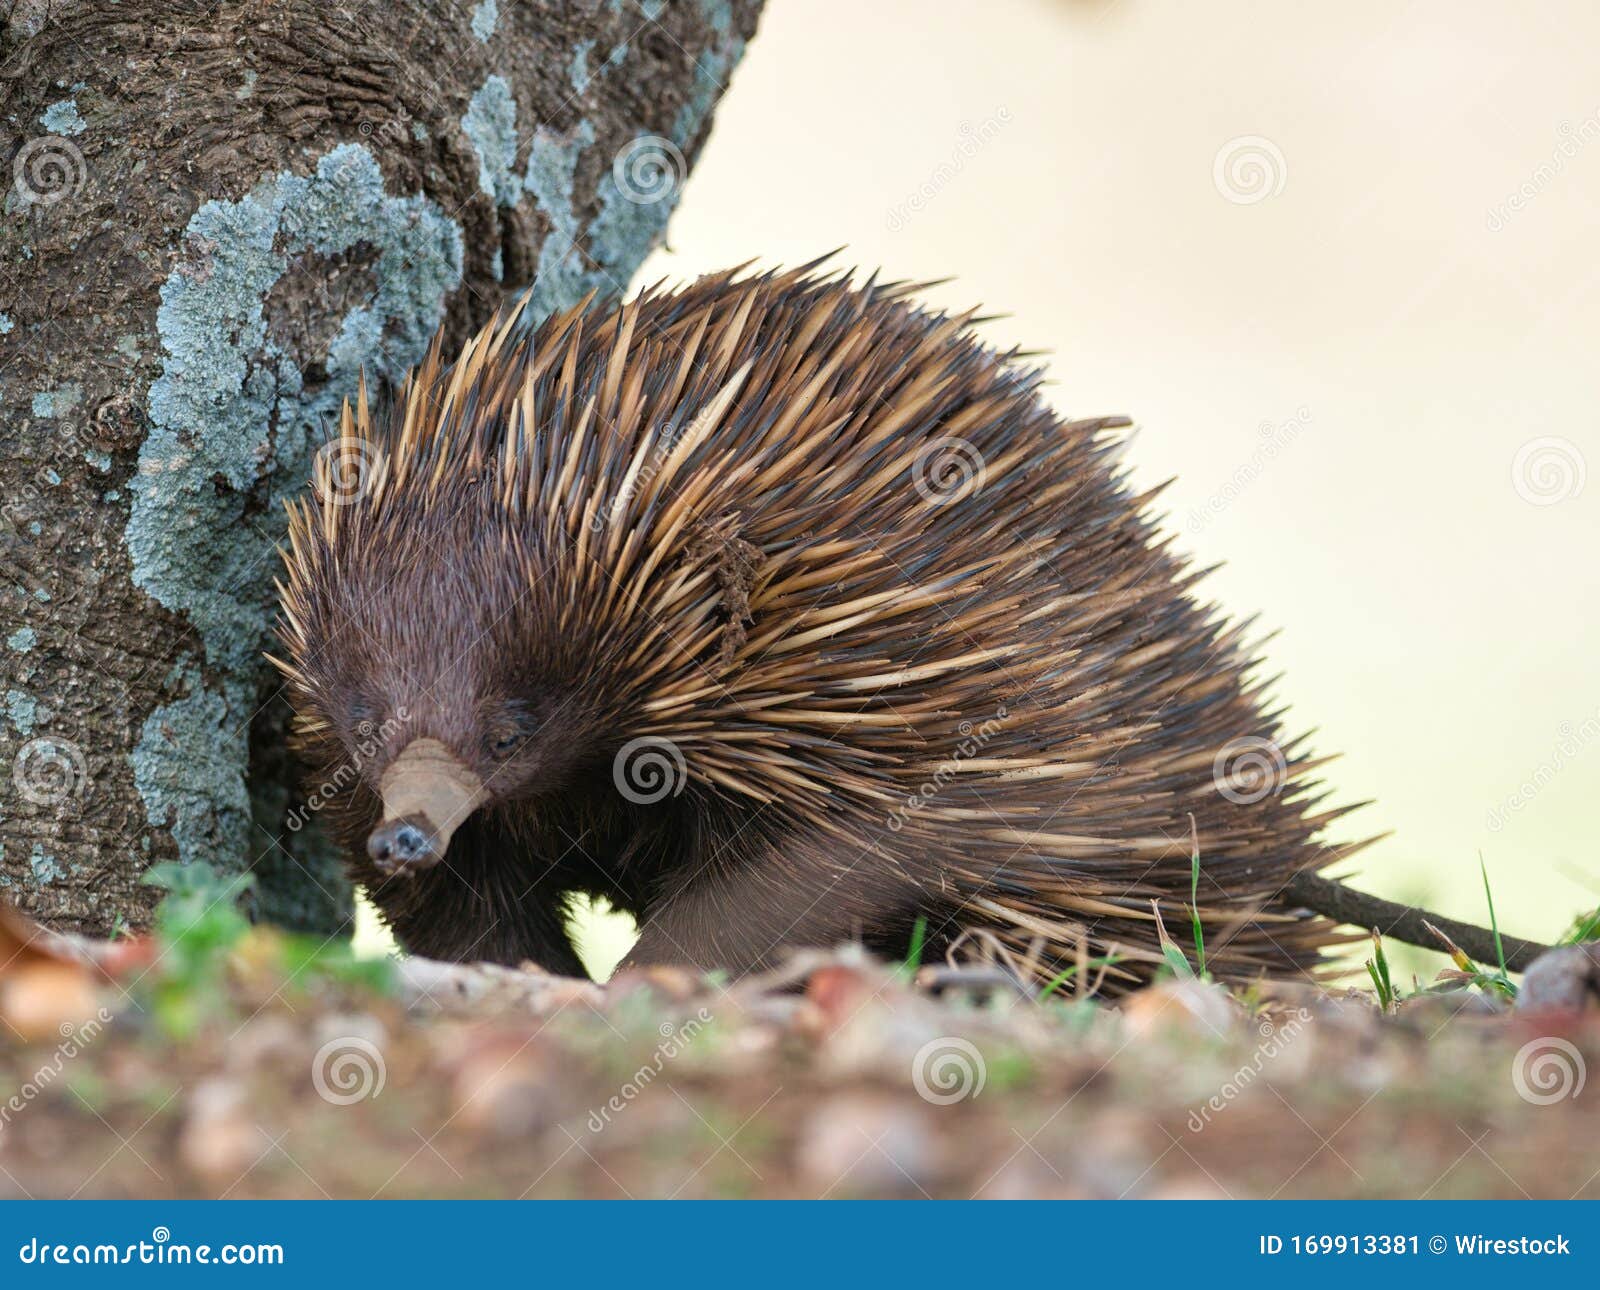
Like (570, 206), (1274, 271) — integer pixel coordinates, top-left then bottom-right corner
(629, 0), (1600, 964)
(367, 0), (1600, 976)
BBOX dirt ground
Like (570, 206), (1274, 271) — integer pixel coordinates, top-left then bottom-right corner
(0, 899), (1595, 1200)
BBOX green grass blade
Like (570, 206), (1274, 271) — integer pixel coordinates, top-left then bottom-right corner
(1037, 954), (1121, 1001)
(1188, 817), (1206, 978)
(901, 915), (928, 977)
(1479, 854), (1508, 977)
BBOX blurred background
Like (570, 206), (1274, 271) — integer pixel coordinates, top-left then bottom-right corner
(403, 0), (1600, 977)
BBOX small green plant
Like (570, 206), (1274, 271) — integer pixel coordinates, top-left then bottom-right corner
(1365, 928), (1396, 1012)
(1151, 899), (1198, 980)
(1037, 954), (1120, 1001)
(137, 861), (392, 1036)
(138, 861), (255, 1036)
(140, 861), (254, 973)
(899, 915), (928, 980)
(1480, 855), (1509, 979)
(1561, 905), (1600, 945)
(1453, 857), (1516, 1001)
(1187, 815), (1207, 978)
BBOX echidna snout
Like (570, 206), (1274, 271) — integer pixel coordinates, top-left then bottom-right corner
(365, 738), (488, 876)
(366, 818), (436, 875)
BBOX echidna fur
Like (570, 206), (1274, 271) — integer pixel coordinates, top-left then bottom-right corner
(274, 259), (1369, 991)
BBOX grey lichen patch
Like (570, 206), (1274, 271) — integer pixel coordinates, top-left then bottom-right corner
(470, 0), (499, 42)
(589, 163), (680, 282)
(29, 844), (64, 885)
(6, 627), (37, 652)
(126, 144), (463, 706)
(672, 0), (744, 149)
(39, 98), (86, 136)
(4, 689), (38, 736)
(570, 41), (594, 93)
(132, 667), (252, 867)
(0, 314), (13, 334)
(462, 76), (522, 208)
(523, 119), (599, 320)
(29, 384), (82, 419)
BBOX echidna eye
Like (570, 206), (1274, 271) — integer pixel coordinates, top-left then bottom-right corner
(348, 699), (382, 738)
(488, 730), (524, 760)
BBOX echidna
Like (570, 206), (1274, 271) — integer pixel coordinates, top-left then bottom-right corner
(273, 261), (1367, 989)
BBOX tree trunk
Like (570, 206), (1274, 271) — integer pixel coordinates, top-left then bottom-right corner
(0, 0), (762, 935)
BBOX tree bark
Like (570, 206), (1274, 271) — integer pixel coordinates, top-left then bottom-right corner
(0, 0), (762, 935)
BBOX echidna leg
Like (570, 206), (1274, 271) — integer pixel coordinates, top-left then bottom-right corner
(621, 844), (927, 976)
